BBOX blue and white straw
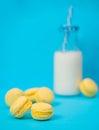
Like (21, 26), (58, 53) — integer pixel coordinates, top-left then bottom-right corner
(62, 6), (73, 52)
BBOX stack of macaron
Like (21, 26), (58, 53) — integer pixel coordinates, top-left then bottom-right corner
(5, 87), (54, 120)
(5, 78), (98, 121)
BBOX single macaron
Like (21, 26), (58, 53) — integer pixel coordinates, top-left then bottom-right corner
(5, 88), (24, 107)
(25, 88), (39, 102)
(31, 102), (54, 120)
(35, 87), (54, 104)
(80, 78), (98, 97)
(10, 96), (32, 118)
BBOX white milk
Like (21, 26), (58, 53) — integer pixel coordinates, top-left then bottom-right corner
(54, 51), (82, 95)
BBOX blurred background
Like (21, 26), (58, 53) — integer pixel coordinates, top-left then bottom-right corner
(0, 0), (99, 89)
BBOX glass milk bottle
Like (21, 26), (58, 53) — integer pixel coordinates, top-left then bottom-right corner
(54, 25), (82, 96)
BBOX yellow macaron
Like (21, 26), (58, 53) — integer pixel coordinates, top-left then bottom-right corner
(35, 87), (54, 104)
(10, 96), (32, 118)
(25, 88), (39, 102)
(31, 102), (54, 120)
(5, 88), (24, 107)
(80, 78), (98, 97)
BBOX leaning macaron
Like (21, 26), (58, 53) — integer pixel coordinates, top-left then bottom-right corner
(10, 96), (32, 118)
(5, 88), (24, 107)
(25, 88), (39, 102)
(31, 102), (54, 120)
(80, 78), (98, 97)
(35, 87), (54, 104)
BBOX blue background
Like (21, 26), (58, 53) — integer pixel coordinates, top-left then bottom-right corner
(0, 0), (99, 130)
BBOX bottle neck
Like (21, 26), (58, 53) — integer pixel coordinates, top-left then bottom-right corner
(65, 31), (78, 51)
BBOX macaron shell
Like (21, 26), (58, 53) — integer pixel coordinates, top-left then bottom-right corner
(80, 78), (98, 97)
(31, 111), (53, 120)
(5, 88), (24, 106)
(10, 96), (32, 118)
(15, 101), (32, 118)
(35, 87), (54, 104)
(31, 102), (53, 112)
(25, 88), (39, 102)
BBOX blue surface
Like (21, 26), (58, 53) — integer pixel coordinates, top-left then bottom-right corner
(0, 0), (99, 129)
(1, 89), (99, 130)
